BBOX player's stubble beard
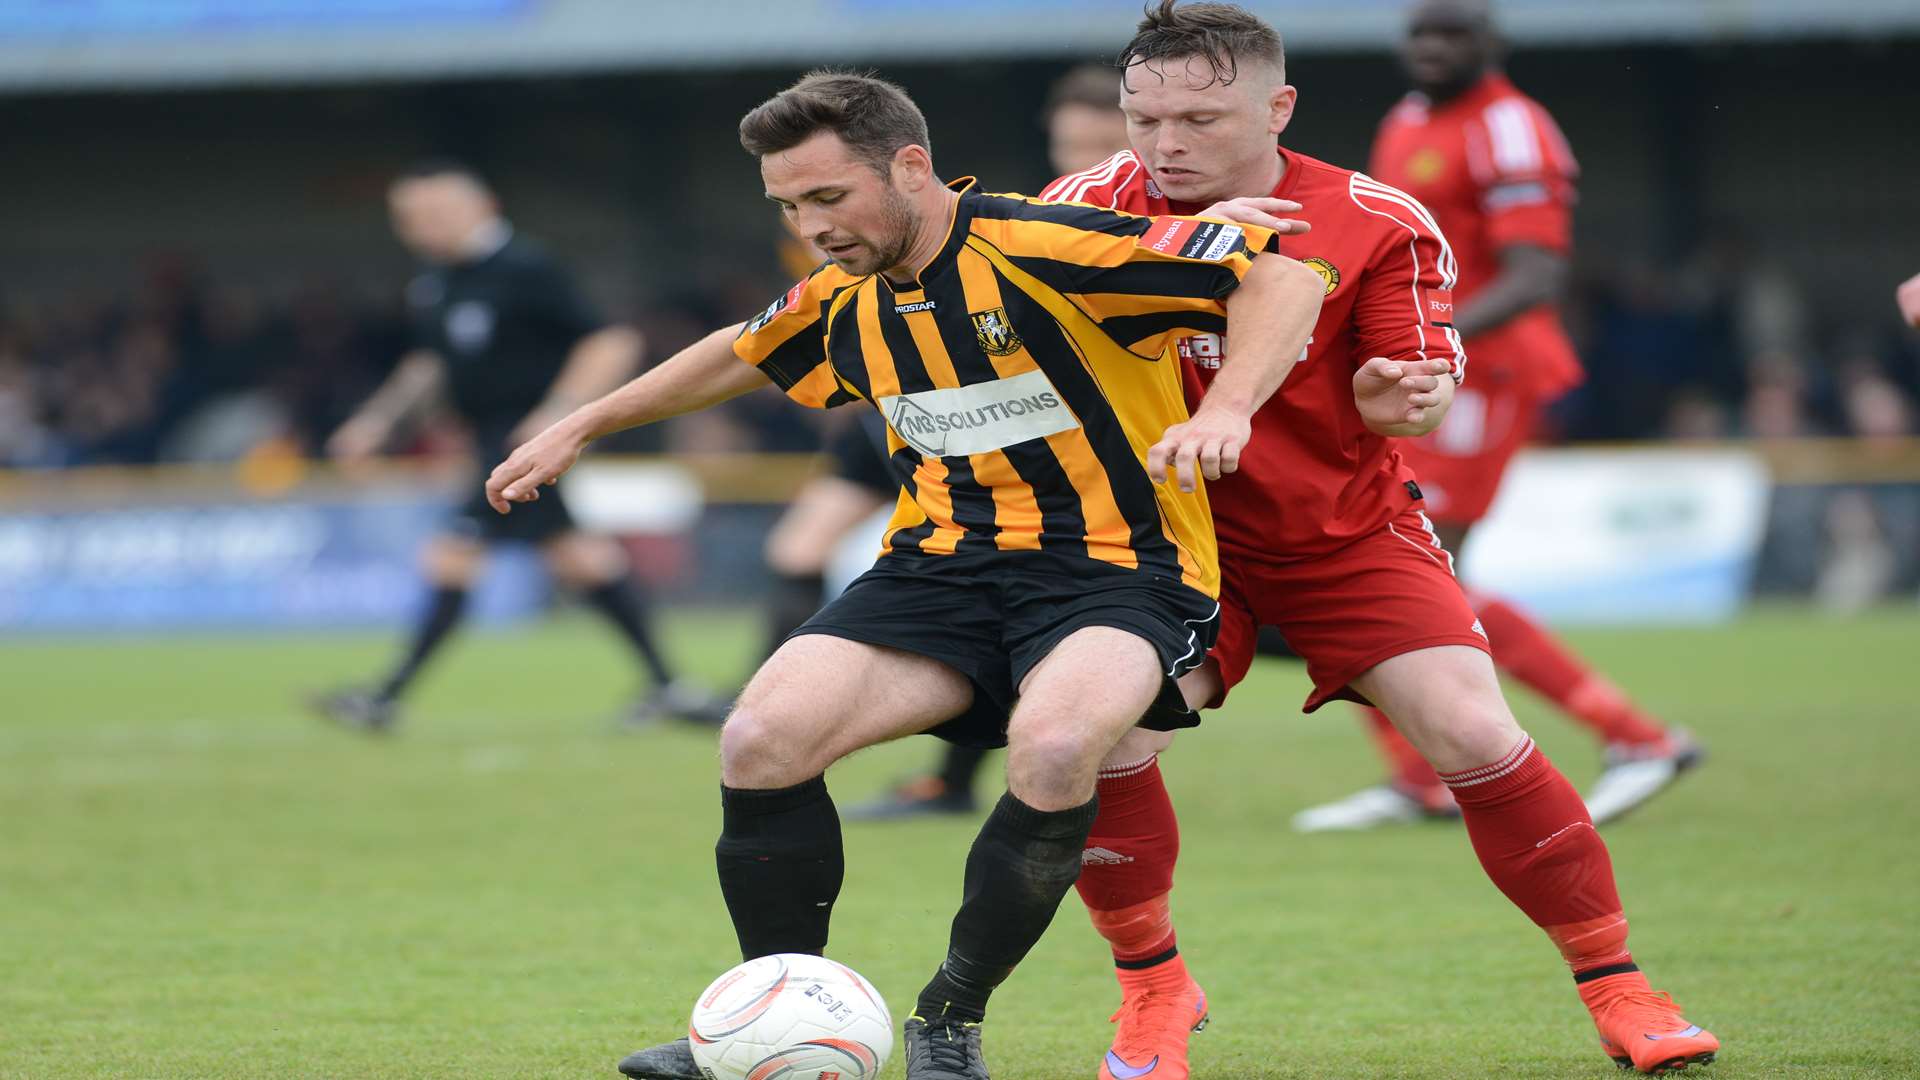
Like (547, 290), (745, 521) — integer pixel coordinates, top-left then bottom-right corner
(834, 182), (920, 279)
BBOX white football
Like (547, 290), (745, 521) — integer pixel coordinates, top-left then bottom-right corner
(688, 953), (893, 1080)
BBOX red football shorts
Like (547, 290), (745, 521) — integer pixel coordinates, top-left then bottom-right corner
(1210, 506), (1491, 712)
(1396, 384), (1543, 525)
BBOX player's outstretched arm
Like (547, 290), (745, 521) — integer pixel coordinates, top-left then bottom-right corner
(1353, 357), (1456, 437)
(1149, 255), (1325, 492)
(485, 320), (764, 512)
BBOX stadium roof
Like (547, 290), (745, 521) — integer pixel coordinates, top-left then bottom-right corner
(2, 0), (1917, 93)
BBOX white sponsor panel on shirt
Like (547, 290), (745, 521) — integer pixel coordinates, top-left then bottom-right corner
(877, 369), (1079, 459)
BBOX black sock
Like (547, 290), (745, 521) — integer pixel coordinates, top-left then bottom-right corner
(914, 792), (1099, 1023)
(764, 571), (826, 660)
(715, 777), (844, 960)
(376, 586), (468, 702)
(583, 576), (673, 687)
(937, 744), (991, 795)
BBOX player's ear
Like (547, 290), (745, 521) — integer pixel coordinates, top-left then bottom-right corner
(1268, 83), (1298, 138)
(892, 144), (934, 191)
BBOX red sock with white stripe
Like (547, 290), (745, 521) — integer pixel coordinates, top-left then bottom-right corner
(1439, 734), (1635, 977)
(1076, 757), (1184, 980)
(1468, 593), (1669, 748)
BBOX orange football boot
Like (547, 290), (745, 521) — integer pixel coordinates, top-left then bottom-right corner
(1579, 969), (1720, 1074)
(1098, 965), (1209, 1080)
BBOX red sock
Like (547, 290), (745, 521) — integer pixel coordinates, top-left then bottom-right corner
(1076, 757), (1179, 963)
(1362, 707), (1447, 798)
(1470, 594), (1668, 747)
(1439, 734), (1633, 975)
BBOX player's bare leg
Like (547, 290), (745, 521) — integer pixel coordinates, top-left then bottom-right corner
(620, 635), (972, 1080)
(905, 627), (1166, 1080)
(310, 534), (483, 732)
(1353, 646), (1719, 1073)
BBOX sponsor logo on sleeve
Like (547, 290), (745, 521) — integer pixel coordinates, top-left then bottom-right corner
(1427, 288), (1455, 324)
(1139, 218), (1245, 262)
(747, 279), (809, 333)
(1198, 223), (1245, 262)
(1140, 218), (1201, 256)
(878, 369), (1079, 458)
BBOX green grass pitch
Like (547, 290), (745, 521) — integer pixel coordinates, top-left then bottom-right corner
(2, 608), (1916, 1078)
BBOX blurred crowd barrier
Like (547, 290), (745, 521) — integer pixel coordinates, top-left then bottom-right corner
(2, 441), (1917, 634)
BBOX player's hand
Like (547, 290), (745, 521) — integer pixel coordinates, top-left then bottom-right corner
(1197, 197), (1311, 236)
(1898, 271), (1920, 329)
(1353, 357), (1453, 432)
(486, 419), (589, 514)
(1148, 404), (1252, 493)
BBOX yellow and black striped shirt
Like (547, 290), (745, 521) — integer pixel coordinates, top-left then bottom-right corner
(735, 179), (1275, 598)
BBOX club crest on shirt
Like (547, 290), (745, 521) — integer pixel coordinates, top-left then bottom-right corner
(1407, 147), (1446, 183)
(1302, 257), (1341, 296)
(970, 307), (1024, 356)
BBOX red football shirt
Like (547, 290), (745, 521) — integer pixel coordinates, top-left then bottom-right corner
(1369, 72), (1583, 399)
(1042, 146), (1463, 560)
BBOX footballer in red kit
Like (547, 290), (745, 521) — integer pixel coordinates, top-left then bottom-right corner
(1040, 5), (1720, 1079)
(1292, 0), (1702, 837)
(1045, 142), (1484, 711)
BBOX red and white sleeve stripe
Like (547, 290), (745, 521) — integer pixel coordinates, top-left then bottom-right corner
(1348, 172), (1468, 382)
(1038, 150), (1140, 209)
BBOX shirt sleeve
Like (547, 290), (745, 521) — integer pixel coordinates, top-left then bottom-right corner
(985, 204), (1279, 357)
(520, 256), (609, 345)
(1474, 98), (1578, 254)
(1348, 184), (1467, 382)
(732, 267), (861, 409)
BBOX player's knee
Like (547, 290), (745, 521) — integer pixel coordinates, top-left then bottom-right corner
(1397, 683), (1522, 771)
(1005, 719), (1108, 807)
(717, 705), (819, 789)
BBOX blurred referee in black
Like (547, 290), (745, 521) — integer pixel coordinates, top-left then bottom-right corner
(312, 161), (726, 731)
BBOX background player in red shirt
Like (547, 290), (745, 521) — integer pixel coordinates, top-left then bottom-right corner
(1301, 0), (1703, 831)
(1044, 5), (1719, 1077)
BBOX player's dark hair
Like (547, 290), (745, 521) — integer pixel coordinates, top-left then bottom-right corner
(1119, 1), (1286, 89)
(392, 158), (492, 191)
(1043, 64), (1123, 122)
(738, 70), (931, 175)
